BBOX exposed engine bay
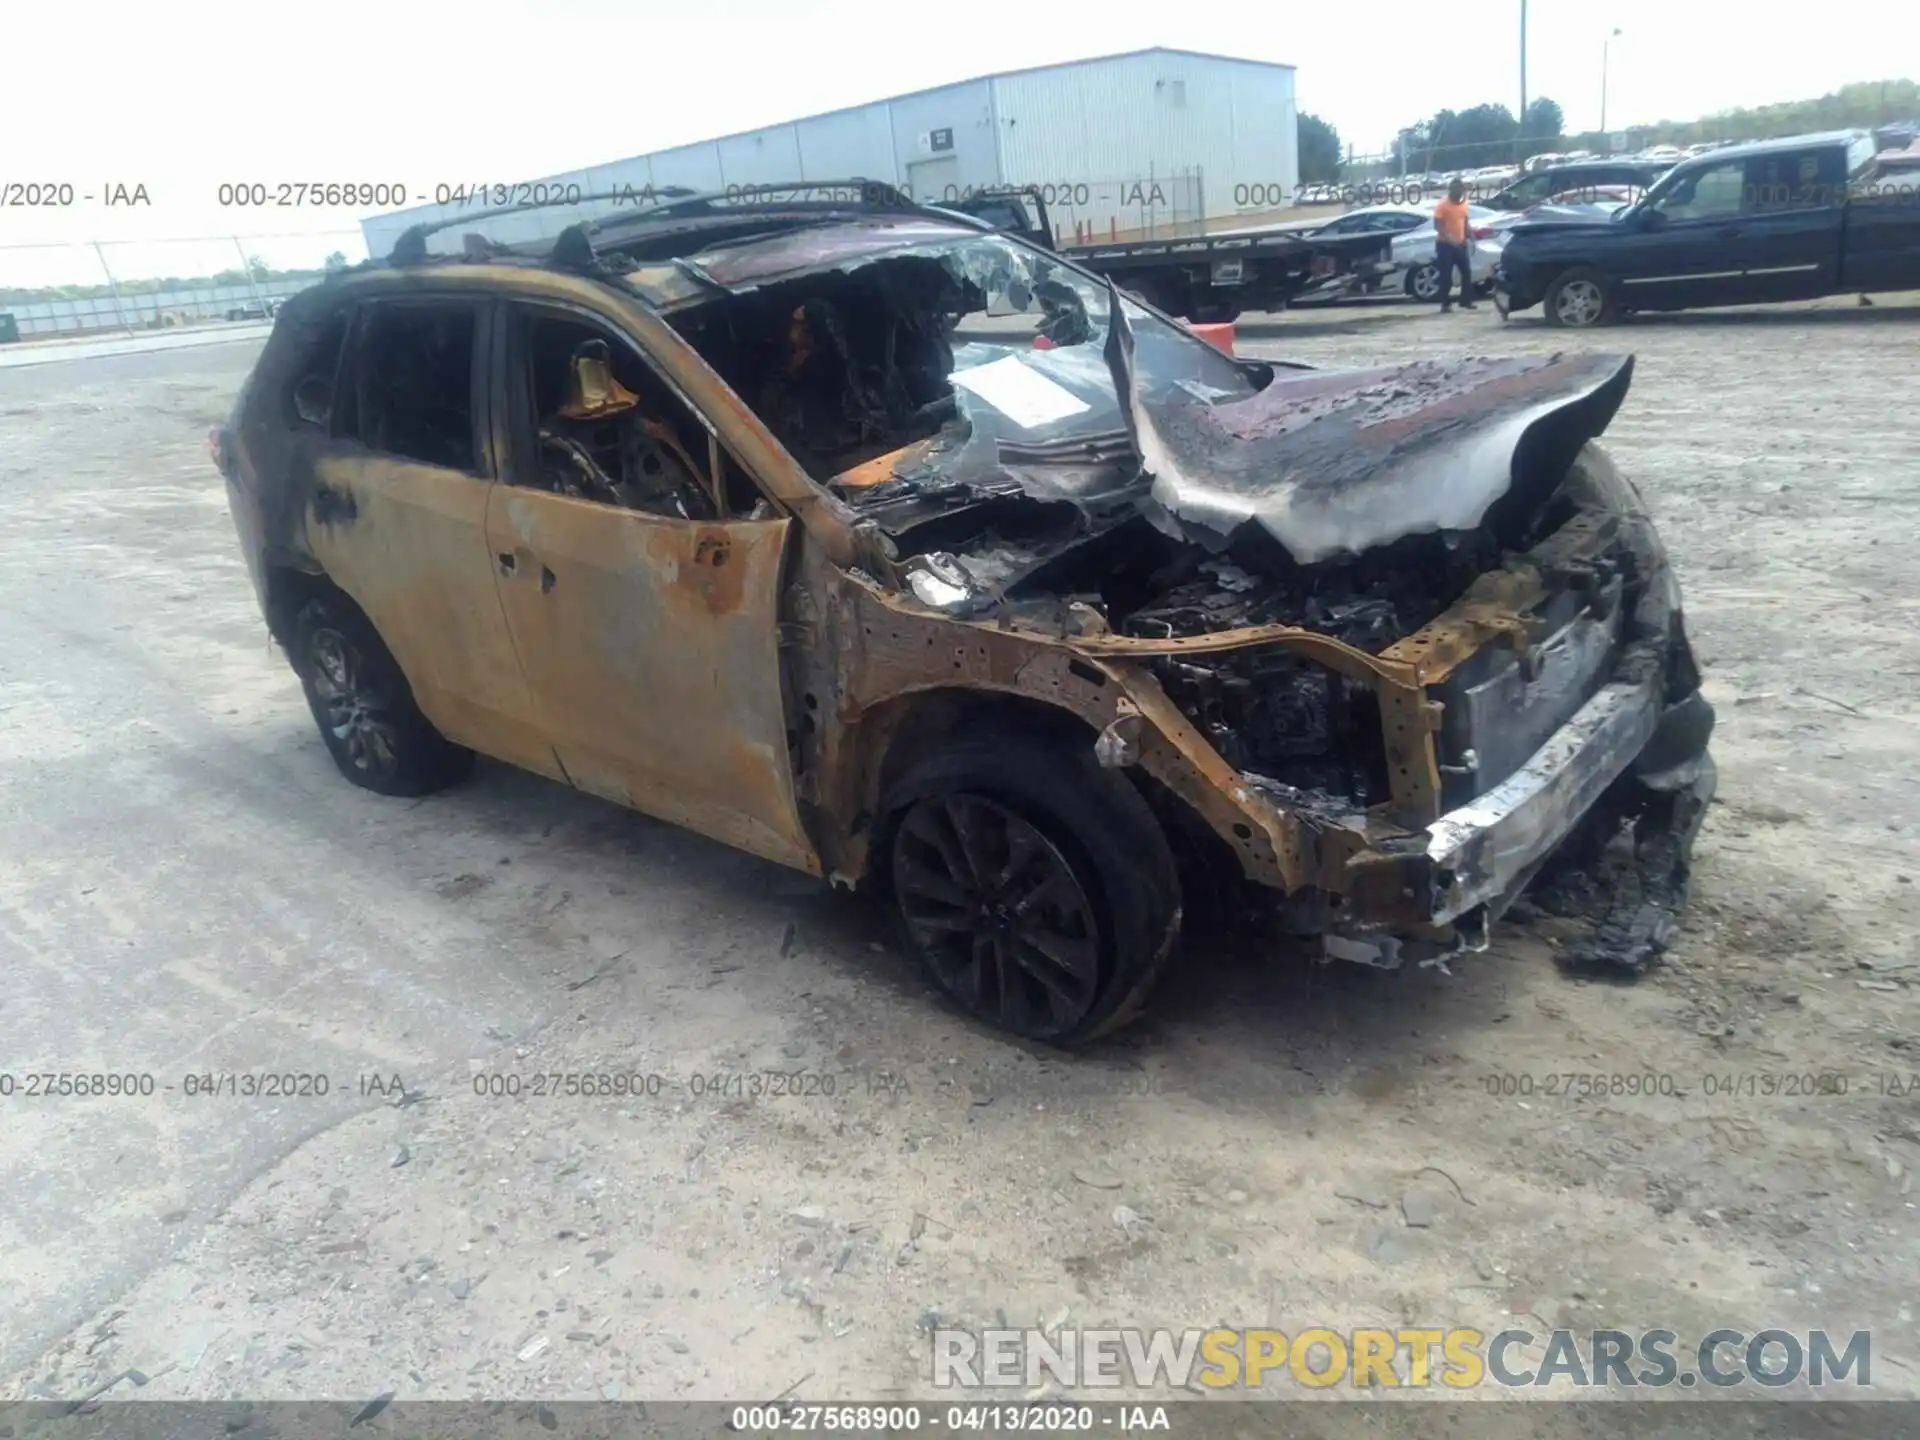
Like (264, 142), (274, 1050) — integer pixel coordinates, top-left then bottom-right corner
(648, 231), (1712, 971)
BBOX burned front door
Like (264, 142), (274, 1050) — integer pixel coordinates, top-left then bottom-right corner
(484, 302), (819, 874)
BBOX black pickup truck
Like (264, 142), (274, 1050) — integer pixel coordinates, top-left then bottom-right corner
(1493, 130), (1920, 326)
(944, 187), (1394, 322)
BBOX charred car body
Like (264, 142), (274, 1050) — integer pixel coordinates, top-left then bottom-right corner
(214, 183), (1715, 1044)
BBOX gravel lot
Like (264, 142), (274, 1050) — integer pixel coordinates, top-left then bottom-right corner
(2, 294), (1916, 1420)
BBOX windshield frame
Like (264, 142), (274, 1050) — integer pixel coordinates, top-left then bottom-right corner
(618, 218), (1274, 467)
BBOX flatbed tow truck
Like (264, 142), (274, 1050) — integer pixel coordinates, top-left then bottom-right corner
(939, 185), (1395, 320)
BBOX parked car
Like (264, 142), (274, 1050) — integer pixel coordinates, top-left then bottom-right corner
(1483, 162), (1671, 213)
(1482, 200), (1633, 238)
(1383, 205), (1506, 299)
(1291, 203), (1502, 300)
(1877, 142), (1920, 175)
(1494, 129), (1920, 326)
(212, 182), (1715, 1043)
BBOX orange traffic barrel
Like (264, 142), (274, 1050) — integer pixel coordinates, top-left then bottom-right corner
(1188, 321), (1235, 356)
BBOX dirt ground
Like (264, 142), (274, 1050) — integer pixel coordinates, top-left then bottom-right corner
(2, 294), (1916, 1420)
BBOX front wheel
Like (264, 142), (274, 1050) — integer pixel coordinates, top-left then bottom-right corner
(881, 736), (1181, 1046)
(290, 593), (474, 796)
(1543, 267), (1618, 328)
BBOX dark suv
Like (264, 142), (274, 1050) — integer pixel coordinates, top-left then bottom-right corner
(211, 183), (1715, 1043)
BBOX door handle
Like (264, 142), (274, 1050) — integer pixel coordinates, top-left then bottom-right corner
(497, 552), (516, 574)
(540, 565), (556, 594)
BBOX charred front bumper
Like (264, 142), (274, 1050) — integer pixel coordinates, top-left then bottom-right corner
(1187, 449), (1716, 972)
(1424, 669), (1714, 933)
(1269, 649), (1714, 972)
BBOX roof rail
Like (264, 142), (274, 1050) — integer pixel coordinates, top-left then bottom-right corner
(387, 185), (705, 264)
(578, 178), (947, 231)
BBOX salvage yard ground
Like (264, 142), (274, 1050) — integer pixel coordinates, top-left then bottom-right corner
(2, 294), (1916, 1423)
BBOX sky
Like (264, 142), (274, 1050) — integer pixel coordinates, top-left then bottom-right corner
(3, 0), (1915, 288)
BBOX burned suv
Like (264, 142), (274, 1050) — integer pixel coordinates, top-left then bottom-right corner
(213, 184), (1715, 1045)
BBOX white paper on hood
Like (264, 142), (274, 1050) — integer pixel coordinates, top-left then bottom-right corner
(949, 354), (1092, 430)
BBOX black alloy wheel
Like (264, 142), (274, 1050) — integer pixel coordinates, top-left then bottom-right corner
(304, 623), (404, 784)
(891, 793), (1103, 1038)
(290, 593), (473, 797)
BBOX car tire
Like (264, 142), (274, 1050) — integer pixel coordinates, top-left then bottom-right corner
(880, 734), (1181, 1047)
(1189, 298), (1242, 324)
(1543, 267), (1617, 328)
(290, 593), (474, 797)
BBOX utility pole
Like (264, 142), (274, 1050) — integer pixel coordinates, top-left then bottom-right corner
(1519, 0), (1528, 128)
(1602, 28), (1623, 135)
(232, 236), (274, 321)
(92, 242), (135, 335)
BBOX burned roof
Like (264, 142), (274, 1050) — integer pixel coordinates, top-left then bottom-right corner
(618, 217), (986, 307)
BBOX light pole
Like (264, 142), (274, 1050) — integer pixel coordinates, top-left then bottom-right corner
(1519, 1), (1528, 128)
(1601, 27), (1623, 136)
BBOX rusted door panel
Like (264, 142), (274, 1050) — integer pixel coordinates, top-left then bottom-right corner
(484, 486), (819, 875)
(305, 453), (563, 780)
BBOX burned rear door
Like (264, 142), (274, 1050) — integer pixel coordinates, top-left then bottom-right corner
(482, 299), (820, 874)
(303, 297), (561, 779)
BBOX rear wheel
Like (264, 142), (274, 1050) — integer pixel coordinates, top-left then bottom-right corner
(882, 736), (1181, 1046)
(1543, 267), (1617, 327)
(1405, 263), (1442, 301)
(290, 593), (474, 796)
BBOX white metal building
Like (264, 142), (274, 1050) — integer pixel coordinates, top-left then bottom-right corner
(360, 48), (1298, 258)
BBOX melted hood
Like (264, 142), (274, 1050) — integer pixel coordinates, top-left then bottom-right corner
(1104, 290), (1634, 563)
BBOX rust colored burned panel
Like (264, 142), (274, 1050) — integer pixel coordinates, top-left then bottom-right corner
(831, 439), (933, 491)
(303, 454), (561, 780)
(1069, 619), (1446, 833)
(1384, 506), (1628, 685)
(484, 486), (819, 875)
(1382, 565), (1545, 684)
(795, 569), (1441, 896)
(1066, 622), (1419, 689)
(1378, 683), (1445, 820)
(808, 577), (1311, 893)
(1115, 668), (1306, 888)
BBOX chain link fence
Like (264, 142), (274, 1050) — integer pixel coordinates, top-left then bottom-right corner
(0, 230), (362, 341)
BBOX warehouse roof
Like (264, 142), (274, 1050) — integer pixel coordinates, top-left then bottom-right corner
(543, 48), (1293, 174)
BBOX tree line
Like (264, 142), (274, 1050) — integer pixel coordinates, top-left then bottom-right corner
(1299, 77), (1915, 182)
